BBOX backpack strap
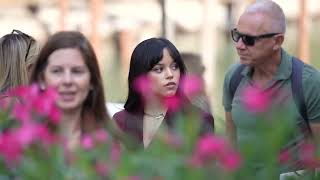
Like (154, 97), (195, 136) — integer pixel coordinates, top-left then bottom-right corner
(291, 57), (312, 135)
(229, 64), (246, 101)
(229, 59), (311, 135)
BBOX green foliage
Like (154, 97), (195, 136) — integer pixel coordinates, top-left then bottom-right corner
(1, 86), (320, 179)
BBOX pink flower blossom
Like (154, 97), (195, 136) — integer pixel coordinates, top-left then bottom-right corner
(190, 135), (242, 171)
(241, 86), (270, 113)
(32, 87), (60, 123)
(187, 155), (203, 168)
(220, 151), (242, 171)
(163, 95), (181, 112)
(14, 123), (57, 148)
(279, 150), (291, 164)
(8, 86), (27, 98)
(48, 107), (61, 124)
(110, 142), (121, 163)
(11, 84), (40, 101)
(10, 85), (61, 124)
(11, 103), (31, 122)
(42, 86), (59, 100)
(0, 97), (13, 111)
(196, 135), (228, 159)
(163, 132), (183, 149)
(15, 123), (39, 146)
(94, 129), (109, 143)
(180, 75), (204, 98)
(81, 135), (94, 150)
(33, 96), (54, 116)
(133, 75), (153, 98)
(95, 161), (109, 177)
(299, 143), (320, 169)
(0, 85), (61, 166)
(0, 133), (23, 163)
(36, 125), (57, 145)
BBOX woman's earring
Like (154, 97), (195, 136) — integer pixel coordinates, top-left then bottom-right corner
(39, 83), (46, 90)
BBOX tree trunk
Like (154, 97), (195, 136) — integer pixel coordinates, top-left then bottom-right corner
(298, 0), (310, 63)
(118, 30), (135, 77)
(90, 0), (103, 67)
(59, 0), (68, 30)
(201, 0), (218, 105)
(159, 0), (175, 39)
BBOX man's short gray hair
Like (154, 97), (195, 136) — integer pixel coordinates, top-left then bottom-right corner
(245, 0), (286, 33)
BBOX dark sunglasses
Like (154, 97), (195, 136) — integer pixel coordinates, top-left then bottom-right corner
(231, 28), (280, 46)
(11, 29), (35, 61)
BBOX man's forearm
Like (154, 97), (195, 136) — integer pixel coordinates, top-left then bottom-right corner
(225, 112), (237, 146)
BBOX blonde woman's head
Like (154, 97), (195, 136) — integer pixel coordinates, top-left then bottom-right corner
(0, 30), (39, 92)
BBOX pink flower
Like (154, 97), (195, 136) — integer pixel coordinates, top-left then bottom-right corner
(48, 107), (61, 124)
(8, 86), (27, 98)
(0, 133), (23, 163)
(14, 123), (57, 148)
(110, 142), (121, 163)
(187, 155), (203, 168)
(190, 134), (242, 171)
(196, 135), (228, 159)
(180, 75), (204, 98)
(0, 97), (13, 111)
(94, 129), (109, 143)
(95, 161), (109, 177)
(241, 86), (270, 113)
(163, 132), (183, 149)
(33, 87), (59, 117)
(42, 86), (59, 100)
(11, 103), (31, 122)
(279, 150), (291, 164)
(133, 75), (153, 98)
(15, 123), (39, 146)
(81, 135), (94, 150)
(10, 85), (61, 124)
(163, 95), (182, 112)
(0, 85), (62, 165)
(33, 97), (54, 116)
(299, 143), (320, 169)
(11, 84), (40, 101)
(36, 125), (57, 145)
(220, 151), (241, 171)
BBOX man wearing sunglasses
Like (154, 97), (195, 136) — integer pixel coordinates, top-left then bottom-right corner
(222, 0), (320, 178)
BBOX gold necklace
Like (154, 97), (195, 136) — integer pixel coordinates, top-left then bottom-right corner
(144, 112), (165, 119)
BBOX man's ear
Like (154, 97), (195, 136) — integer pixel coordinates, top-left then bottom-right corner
(273, 34), (284, 50)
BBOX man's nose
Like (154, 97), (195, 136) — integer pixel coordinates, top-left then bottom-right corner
(235, 37), (246, 49)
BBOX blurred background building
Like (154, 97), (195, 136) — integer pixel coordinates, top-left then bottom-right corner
(1, 0), (319, 134)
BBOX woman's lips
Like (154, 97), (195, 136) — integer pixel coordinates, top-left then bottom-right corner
(59, 92), (76, 101)
(165, 82), (176, 89)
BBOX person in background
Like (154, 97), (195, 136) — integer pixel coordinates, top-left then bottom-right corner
(0, 30), (39, 99)
(112, 38), (214, 149)
(31, 31), (110, 150)
(181, 52), (212, 114)
(223, 0), (320, 177)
